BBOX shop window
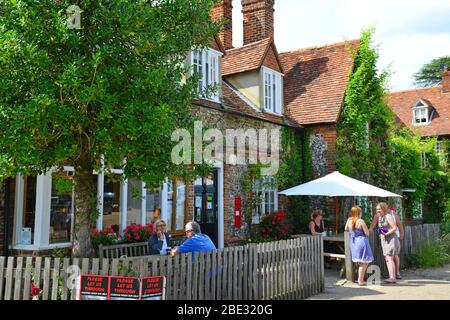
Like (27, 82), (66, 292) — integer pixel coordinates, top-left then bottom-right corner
(165, 178), (186, 234)
(50, 172), (73, 244)
(252, 176), (278, 224)
(145, 188), (161, 225)
(102, 175), (121, 232)
(126, 178), (142, 226)
(20, 176), (37, 245)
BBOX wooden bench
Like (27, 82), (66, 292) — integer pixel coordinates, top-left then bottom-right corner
(98, 236), (186, 259)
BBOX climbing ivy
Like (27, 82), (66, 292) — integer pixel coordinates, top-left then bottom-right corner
(277, 127), (312, 234)
(337, 28), (449, 223)
(336, 28), (397, 190)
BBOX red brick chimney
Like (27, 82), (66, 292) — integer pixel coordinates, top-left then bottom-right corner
(211, 0), (233, 50)
(242, 0), (275, 45)
(442, 66), (450, 93)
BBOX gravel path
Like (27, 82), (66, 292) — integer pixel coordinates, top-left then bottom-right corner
(308, 264), (450, 300)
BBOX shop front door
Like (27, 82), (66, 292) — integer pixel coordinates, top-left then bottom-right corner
(194, 170), (218, 247)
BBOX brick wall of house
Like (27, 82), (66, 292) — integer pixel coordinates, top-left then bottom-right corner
(242, 0), (275, 45)
(262, 45), (282, 73)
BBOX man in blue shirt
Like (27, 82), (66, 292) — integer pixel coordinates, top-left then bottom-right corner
(170, 221), (216, 256)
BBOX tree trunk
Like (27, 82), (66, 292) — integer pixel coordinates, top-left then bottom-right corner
(72, 161), (96, 257)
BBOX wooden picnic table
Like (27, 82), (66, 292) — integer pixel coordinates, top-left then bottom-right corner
(323, 233), (348, 278)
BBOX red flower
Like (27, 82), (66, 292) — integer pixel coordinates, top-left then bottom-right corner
(31, 282), (41, 297)
(262, 229), (266, 233)
(126, 234), (131, 240)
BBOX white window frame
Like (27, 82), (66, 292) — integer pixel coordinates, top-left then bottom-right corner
(421, 151), (428, 168)
(262, 67), (283, 115)
(252, 176), (278, 224)
(189, 48), (222, 103)
(12, 166), (153, 250)
(412, 101), (429, 126)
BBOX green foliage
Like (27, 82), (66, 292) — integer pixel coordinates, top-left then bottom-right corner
(413, 56), (450, 87)
(406, 237), (450, 268)
(390, 130), (449, 220)
(337, 28), (397, 190)
(441, 199), (450, 235)
(337, 28), (449, 225)
(0, 0), (220, 256)
(277, 127), (312, 234)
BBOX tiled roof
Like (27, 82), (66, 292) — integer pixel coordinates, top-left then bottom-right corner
(280, 39), (359, 125)
(387, 86), (450, 137)
(222, 38), (280, 76)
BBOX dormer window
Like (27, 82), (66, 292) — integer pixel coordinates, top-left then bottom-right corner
(412, 100), (429, 126)
(188, 48), (222, 103)
(263, 67), (283, 115)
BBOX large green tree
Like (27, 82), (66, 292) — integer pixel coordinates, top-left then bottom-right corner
(413, 56), (450, 87)
(0, 0), (220, 257)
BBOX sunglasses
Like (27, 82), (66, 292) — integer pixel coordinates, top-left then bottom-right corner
(185, 229), (193, 234)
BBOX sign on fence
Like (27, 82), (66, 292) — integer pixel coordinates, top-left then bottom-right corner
(78, 275), (165, 300)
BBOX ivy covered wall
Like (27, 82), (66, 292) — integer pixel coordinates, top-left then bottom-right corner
(336, 28), (449, 224)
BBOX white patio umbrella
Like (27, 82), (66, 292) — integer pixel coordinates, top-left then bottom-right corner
(279, 171), (402, 198)
(279, 171), (402, 232)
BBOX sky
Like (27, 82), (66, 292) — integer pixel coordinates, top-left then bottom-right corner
(232, 0), (450, 91)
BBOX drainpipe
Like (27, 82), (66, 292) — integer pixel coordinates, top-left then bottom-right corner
(3, 178), (10, 257)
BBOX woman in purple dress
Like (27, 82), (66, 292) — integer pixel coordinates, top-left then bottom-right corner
(345, 206), (374, 286)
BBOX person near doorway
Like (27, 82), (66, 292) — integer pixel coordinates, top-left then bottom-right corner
(376, 202), (400, 284)
(344, 206), (373, 286)
(148, 219), (170, 255)
(170, 221), (216, 256)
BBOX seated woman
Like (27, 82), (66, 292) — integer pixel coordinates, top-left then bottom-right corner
(309, 209), (325, 235)
(148, 219), (170, 255)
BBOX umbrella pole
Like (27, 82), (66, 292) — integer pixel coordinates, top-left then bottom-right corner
(335, 197), (339, 234)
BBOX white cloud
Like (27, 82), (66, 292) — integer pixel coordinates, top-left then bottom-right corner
(232, 0), (450, 91)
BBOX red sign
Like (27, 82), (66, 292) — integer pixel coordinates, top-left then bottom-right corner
(79, 275), (109, 300)
(141, 276), (165, 300)
(234, 197), (242, 229)
(109, 276), (141, 300)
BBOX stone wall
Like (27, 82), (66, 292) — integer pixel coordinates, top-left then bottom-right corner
(193, 105), (288, 245)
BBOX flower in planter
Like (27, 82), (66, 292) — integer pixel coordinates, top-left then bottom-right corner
(122, 223), (154, 243)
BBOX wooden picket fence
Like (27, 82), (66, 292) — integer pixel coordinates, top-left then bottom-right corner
(346, 223), (442, 280)
(0, 235), (324, 300)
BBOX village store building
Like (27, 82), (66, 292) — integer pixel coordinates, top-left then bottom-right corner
(1, 0), (366, 255)
(0, 0), (306, 255)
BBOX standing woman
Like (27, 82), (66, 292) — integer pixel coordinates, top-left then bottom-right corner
(309, 209), (324, 235)
(377, 202), (400, 284)
(345, 206), (373, 286)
